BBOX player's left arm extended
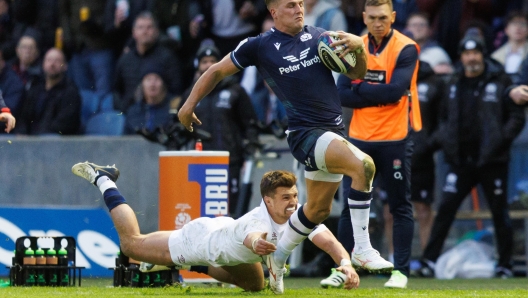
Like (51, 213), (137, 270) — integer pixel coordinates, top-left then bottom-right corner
(310, 226), (359, 289)
(309, 226), (350, 266)
(178, 55), (240, 131)
(339, 45), (418, 108)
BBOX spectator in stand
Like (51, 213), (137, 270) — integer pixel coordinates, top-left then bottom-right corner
(180, 42), (260, 217)
(0, 0), (15, 61)
(9, 32), (42, 89)
(9, 0), (59, 58)
(509, 54), (528, 105)
(114, 11), (182, 113)
(340, 0), (365, 35)
(104, 0), (154, 57)
(0, 89), (15, 133)
(418, 34), (525, 279)
(0, 49), (24, 120)
(197, 0), (268, 57)
(59, 0), (114, 98)
(492, 11), (528, 79)
(417, 0), (502, 61)
(125, 64), (172, 134)
(391, 0), (418, 32)
(151, 0), (203, 90)
(16, 48), (81, 135)
(304, 0), (348, 31)
(406, 12), (453, 75)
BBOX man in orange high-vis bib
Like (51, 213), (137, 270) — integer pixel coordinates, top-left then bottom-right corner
(321, 0), (420, 289)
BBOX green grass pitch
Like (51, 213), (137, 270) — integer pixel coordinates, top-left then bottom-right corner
(1, 276), (528, 297)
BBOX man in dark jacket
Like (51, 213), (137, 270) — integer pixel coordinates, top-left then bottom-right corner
(420, 34), (526, 278)
(180, 43), (259, 217)
(16, 48), (81, 135)
(114, 11), (182, 113)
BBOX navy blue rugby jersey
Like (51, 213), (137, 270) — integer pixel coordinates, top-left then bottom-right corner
(230, 25), (344, 131)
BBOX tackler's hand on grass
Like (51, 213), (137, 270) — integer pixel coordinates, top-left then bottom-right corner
(338, 264), (360, 290)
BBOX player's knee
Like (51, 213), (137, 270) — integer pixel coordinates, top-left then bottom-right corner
(119, 236), (142, 259)
(362, 155), (375, 183)
(120, 242), (135, 258)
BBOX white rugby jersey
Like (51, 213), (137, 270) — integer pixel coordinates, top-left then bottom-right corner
(182, 200), (327, 267)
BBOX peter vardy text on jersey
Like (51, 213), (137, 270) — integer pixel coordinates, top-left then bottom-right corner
(279, 55), (321, 75)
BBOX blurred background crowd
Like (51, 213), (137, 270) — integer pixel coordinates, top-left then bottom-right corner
(0, 0), (527, 137)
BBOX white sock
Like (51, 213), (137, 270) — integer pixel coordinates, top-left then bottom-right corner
(275, 208), (314, 266)
(96, 176), (117, 194)
(349, 198), (373, 252)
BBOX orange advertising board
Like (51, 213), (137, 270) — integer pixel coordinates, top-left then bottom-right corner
(159, 151), (229, 282)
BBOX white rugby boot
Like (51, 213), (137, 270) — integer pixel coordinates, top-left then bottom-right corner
(351, 248), (394, 273)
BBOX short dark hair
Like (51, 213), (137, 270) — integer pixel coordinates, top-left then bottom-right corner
(506, 10), (528, 25)
(365, 0), (393, 11)
(133, 11), (159, 29)
(260, 170), (297, 198)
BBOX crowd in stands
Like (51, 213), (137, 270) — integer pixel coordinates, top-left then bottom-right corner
(0, 0), (525, 138)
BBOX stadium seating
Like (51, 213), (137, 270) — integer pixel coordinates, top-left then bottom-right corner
(85, 111), (125, 136)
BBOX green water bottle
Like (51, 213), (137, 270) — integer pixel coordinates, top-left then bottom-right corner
(46, 249), (58, 286)
(58, 248), (69, 286)
(129, 259), (140, 287)
(23, 248), (36, 286)
(35, 248), (47, 286)
(113, 251), (122, 287)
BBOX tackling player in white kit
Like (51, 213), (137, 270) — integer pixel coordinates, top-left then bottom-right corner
(72, 162), (359, 292)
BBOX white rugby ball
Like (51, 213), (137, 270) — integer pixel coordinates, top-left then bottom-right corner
(317, 31), (357, 73)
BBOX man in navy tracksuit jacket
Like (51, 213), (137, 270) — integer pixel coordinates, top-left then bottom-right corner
(420, 34), (525, 278)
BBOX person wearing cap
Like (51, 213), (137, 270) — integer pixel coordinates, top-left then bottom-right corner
(179, 42), (260, 218)
(124, 64), (173, 134)
(417, 33), (525, 279)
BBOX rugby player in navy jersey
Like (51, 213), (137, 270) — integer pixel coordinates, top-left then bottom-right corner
(178, 0), (393, 294)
